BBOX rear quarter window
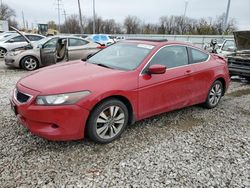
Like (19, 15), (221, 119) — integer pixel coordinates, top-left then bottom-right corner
(190, 48), (209, 63)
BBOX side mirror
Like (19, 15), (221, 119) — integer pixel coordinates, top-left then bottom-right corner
(148, 64), (166, 74)
(82, 54), (93, 61)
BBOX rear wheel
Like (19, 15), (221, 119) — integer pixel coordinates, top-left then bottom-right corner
(86, 99), (129, 143)
(21, 56), (39, 71)
(204, 80), (223, 109)
(0, 48), (7, 58)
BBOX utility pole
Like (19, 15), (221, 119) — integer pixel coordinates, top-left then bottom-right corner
(55, 0), (62, 32)
(62, 9), (69, 33)
(22, 11), (25, 30)
(184, 0), (188, 17)
(62, 9), (67, 21)
(77, 0), (84, 34)
(93, 0), (96, 34)
(224, 0), (231, 31)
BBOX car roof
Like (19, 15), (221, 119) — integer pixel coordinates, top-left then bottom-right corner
(123, 39), (203, 50)
(124, 38), (192, 46)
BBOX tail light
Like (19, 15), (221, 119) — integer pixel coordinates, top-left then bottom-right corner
(97, 45), (106, 49)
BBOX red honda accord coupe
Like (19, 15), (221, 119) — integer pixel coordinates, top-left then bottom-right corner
(10, 39), (230, 143)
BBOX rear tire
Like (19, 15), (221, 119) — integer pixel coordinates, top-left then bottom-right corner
(21, 56), (39, 71)
(86, 99), (129, 144)
(204, 80), (223, 109)
(0, 48), (7, 58)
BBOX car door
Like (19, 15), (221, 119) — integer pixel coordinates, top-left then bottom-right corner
(40, 37), (58, 66)
(68, 38), (98, 60)
(138, 45), (195, 119)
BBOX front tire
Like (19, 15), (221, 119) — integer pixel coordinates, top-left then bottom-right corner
(86, 99), (129, 144)
(21, 56), (39, 71)
(204, 80), (223, 109)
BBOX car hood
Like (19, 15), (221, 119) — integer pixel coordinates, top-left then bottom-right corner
(18, 61), (132, 95)
(11, 44), (33, 51)
(233, 31), (250, 51)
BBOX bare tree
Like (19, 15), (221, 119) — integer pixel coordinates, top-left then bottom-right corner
(0, 3), (15, 20)
(47, 21), (57, 30)
(61, 14), (81, 34)
(124, 16), (141, 34)
(0, 3), (18, 29)
(8, 18), (18, 29)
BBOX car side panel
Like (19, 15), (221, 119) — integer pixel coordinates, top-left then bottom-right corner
(138, 66), (194, 120)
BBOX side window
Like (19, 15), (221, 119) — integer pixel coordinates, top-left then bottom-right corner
(150, 46), (188, 68)
(69, 38), (88, 47)
(190, 48), (209, 63)
(26, 35), (44, 41)
(9, 36), (26, 42)
(43, 38), (58, 49)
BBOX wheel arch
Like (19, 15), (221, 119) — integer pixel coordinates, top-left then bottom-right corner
(0, 47), (7, 51)
(84, 95), (135, 136)
(214, 77), (226, 96)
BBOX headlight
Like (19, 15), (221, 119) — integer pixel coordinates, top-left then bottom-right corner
(8, 50), (24, 56)
(36, 91), (91, 105)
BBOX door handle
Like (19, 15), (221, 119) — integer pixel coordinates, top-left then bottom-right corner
(186, 70), (192, 74)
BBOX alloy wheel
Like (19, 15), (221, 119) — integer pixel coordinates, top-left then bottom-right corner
(23, 58), (38, 71)
(95, 106), (125, 140)
(208, 83), (222, 106)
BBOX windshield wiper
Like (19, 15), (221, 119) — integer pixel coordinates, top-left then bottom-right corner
(95, 63), (113, 69)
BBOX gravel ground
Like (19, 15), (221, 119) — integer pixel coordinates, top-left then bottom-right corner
(0, 60), (250, 187)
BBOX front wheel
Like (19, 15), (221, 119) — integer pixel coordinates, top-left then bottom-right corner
(86, 99), (129, 143)
(204, 80), (223, 109)
(21, 56), (39, 71)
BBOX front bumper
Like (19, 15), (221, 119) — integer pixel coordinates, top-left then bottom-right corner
(11, 85), (90, 141)
(5, 54), (20, 68)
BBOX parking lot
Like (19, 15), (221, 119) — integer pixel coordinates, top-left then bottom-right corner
(0, 60), (250, 187)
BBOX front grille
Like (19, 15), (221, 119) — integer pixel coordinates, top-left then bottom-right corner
(16, 90), (31, 103)
(228, 58), (250, 68)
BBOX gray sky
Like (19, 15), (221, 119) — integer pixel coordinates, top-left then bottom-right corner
(4, 0), (250, 30)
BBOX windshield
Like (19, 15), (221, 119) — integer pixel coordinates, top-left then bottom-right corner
(32, 37), (54, 46)
(87, 42), (154, 70)
(222, 40), (235, 51)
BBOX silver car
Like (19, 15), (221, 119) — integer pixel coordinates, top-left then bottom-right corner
(5, 36), (103, 71)
(0, 33), (44, 58)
